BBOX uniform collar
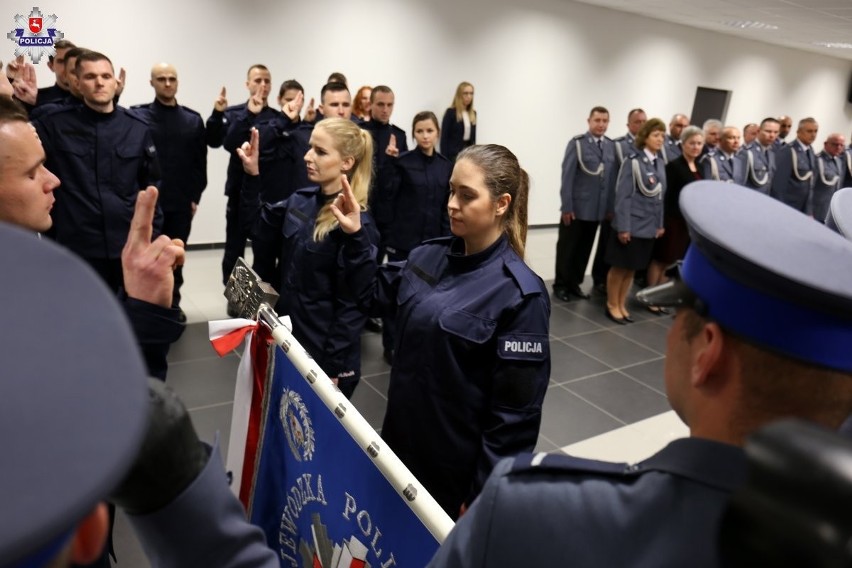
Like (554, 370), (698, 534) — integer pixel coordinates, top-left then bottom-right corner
(447, 234), (508, 269)
(639, 437), (747, 493)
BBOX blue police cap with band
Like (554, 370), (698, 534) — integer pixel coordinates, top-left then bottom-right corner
(0, 223), (148, 567)
(636, 181), (852, 372)
(826, 187), (852, 237)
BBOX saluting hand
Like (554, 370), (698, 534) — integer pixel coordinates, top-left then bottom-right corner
(236, 127), (260, 176)
(330, 175), (361, 234)
(247, 94), (264, 115)
(303, 97), (316, 122)
(116, 67), (127, 97)
(5, 55), (23, 80)
(10, 59), (37, 105)
(385, 133), (399, 157)
(122, 187), (186, 309)
(214, 86), (228, 112)
(282, 91), (304, 121)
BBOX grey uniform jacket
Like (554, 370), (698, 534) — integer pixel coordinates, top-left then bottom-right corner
(613, 150), (666, 238)
(701, 151), (746, 185)
(560, 132), (617, 221)
(428, 438), (747, 568)
(813, 150), (844, 222)
(661, 133), (682, 164)
(739, 142), (776, 193)
(771, 141), (816, 214)
(614, 132), (636, 165)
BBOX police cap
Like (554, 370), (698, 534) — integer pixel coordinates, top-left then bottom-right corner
(826, 187), (852, 237)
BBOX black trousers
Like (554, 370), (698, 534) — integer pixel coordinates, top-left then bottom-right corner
(222, 192), (247, 285)
(592, 219), (613, 286)
(554, 218), (599, 291)
(162, 208), (193, 305)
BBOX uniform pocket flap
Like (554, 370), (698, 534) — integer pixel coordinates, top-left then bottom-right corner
(439, 309), (496, 344)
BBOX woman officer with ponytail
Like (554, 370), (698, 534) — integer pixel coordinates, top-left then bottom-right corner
(240, 117), (378, 399)
(332, 144), (551, 519)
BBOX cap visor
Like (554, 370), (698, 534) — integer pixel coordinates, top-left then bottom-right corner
(636, 279), (694, 307)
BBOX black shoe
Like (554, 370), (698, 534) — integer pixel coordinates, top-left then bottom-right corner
(383, 349), (394, 366)
(569, 286), (590, 300)
(605, 308), (627, 325)
(365, 318), (383, 333)
(647, 306), (670, 316)
(623, 313), (635, 323)
(553, 288), (572, 302)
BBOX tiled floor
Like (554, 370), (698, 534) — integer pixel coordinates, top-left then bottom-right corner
(112, 228), (688, 566)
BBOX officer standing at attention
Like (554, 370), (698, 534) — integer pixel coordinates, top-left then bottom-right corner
(775, 114), (793, 149)
(133, 63), (207, 319)
(32, 51), (160, 292)
(742, 122), (759, 146)
(812, 133), (846, 223)
(701, 118), (722, 157)
(206, 64), (278, 288)
(771, 117), (819, 214)
(553, 106), (616, 302)
(427, 181), (852, 567)
(661, 113), (689, 164)
(614, 108), (647, 165)
(35, 39), (76, 106)
(739, 117), (779, 194)
(701, 126), (745, 184)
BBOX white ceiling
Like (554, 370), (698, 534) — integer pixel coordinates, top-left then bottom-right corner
(572, 0), (852, 61)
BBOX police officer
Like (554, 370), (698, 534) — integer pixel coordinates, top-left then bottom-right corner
(613, 108), (647, 165)
(335, 144), (551, 520)
(739, 117), (779, 194)
(775, 114), (793, 149)
(812, 132), (846, 223)
(32, 51), (160, 293)
(553, 106), (616, 302)
(206, 64), (279, 286)
(701, 118), (722, 157)
(742, 122), (759, 146)
(241, 118), (379, 399)
(380, 111), (453, 363)
(771, 117), (819, 214)
(0, 223), (277, 567)
(427, 181), (852, 567)
(133, 63), (207, 318)
(36, 39), (76, 106)
(701, 126), (745, 184)
(661, 113), (688, 164)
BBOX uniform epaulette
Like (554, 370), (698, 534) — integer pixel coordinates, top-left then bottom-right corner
(421, 236), (454, 246)
(571, 134), (585, 141)
(121, 106), (151, 125)
(504, 257), (543, 297)
(603, 135), (613, 142)
(130, 102), (151, 110)
(509, 452), (636, 477)
(183, 106), (203, 119)
(34, 103), (75, 119)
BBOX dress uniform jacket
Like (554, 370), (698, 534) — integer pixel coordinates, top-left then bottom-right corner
(383, 148), (452, 256)
(440, 108), (476, 163)
(613, 150), (665, 238)
(132, 100), (207, 213)
(739, 141), (776, 194)
(844, 148), (852, 189)
(613, 132), (636, 165)
(560, 133), (617, 221)
(661, 133), (683, 164)
(248, 179), (379, 388)
(701, 151), (746, 185)
(35, 83), (68, 106)
(771, 140), (816, 213)
(33, 104), (160, 260)
(813, 150), (843, 222)
(427, 438), (747, 567)
(377, 235), (551, 517)
(362, 120), (408, 232)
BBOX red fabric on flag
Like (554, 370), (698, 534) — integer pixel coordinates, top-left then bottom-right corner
(239, 324), (273, 508)
(211, 324), (258, 357)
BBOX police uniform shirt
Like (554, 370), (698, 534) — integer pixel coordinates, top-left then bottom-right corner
(362, 120), (408, 230)
(613, 132), (636, 165)
(378, 235), (551, 516)
(613, 148), (665, 238)
(661, 133), (683, 164)
(739, 141), (776, 194)
(35, 83), (69, 107)
(701, 150), (746, 185)
(771, 139), (816, 213)
(32, 104), (160, 260)
(428, 439), (746, 567)
(560, 132), (616, 221)
(133, 100), (207, 212)
(812, 150), (843, 222)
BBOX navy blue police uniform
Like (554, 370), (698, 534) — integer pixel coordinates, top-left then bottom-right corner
(35, 83), (69, 106)
(246, 175), (379, 399)
(33, 104), (161, 292)
(206, 102), (280, 284)
(771, 139), (816, 213)
(739, 140), (776, 194)
(554, 132), (617, 299)
(375, 234), (551, 518)
(361, 120), (408, 244)
(440, 107), (476, 163)
(133, 99), (207, 306)
(429, 180), (852, 567)
(812, 149), (844, 223)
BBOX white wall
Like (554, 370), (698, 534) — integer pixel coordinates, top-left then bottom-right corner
(16, 0), (852, 243)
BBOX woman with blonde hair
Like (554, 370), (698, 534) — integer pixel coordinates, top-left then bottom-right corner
(239, 117), (379, 398)
(333, 144), (551, 519)
(440, 81), (476, 162)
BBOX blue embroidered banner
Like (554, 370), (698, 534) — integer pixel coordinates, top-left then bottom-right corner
(248, 347), (441, 567)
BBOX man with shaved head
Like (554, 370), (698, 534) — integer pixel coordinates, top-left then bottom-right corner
(132, 63), (206, 320)
(701, 126), (745, 185)
(661, 113), (689, 164)
(771, 117), (819, 214)
(775, 115), (793, 148)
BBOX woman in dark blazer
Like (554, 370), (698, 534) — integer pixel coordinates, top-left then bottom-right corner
(646, 125), (705, 308)
(605, 118), (667, 324)
(440, 82), (476, 162)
